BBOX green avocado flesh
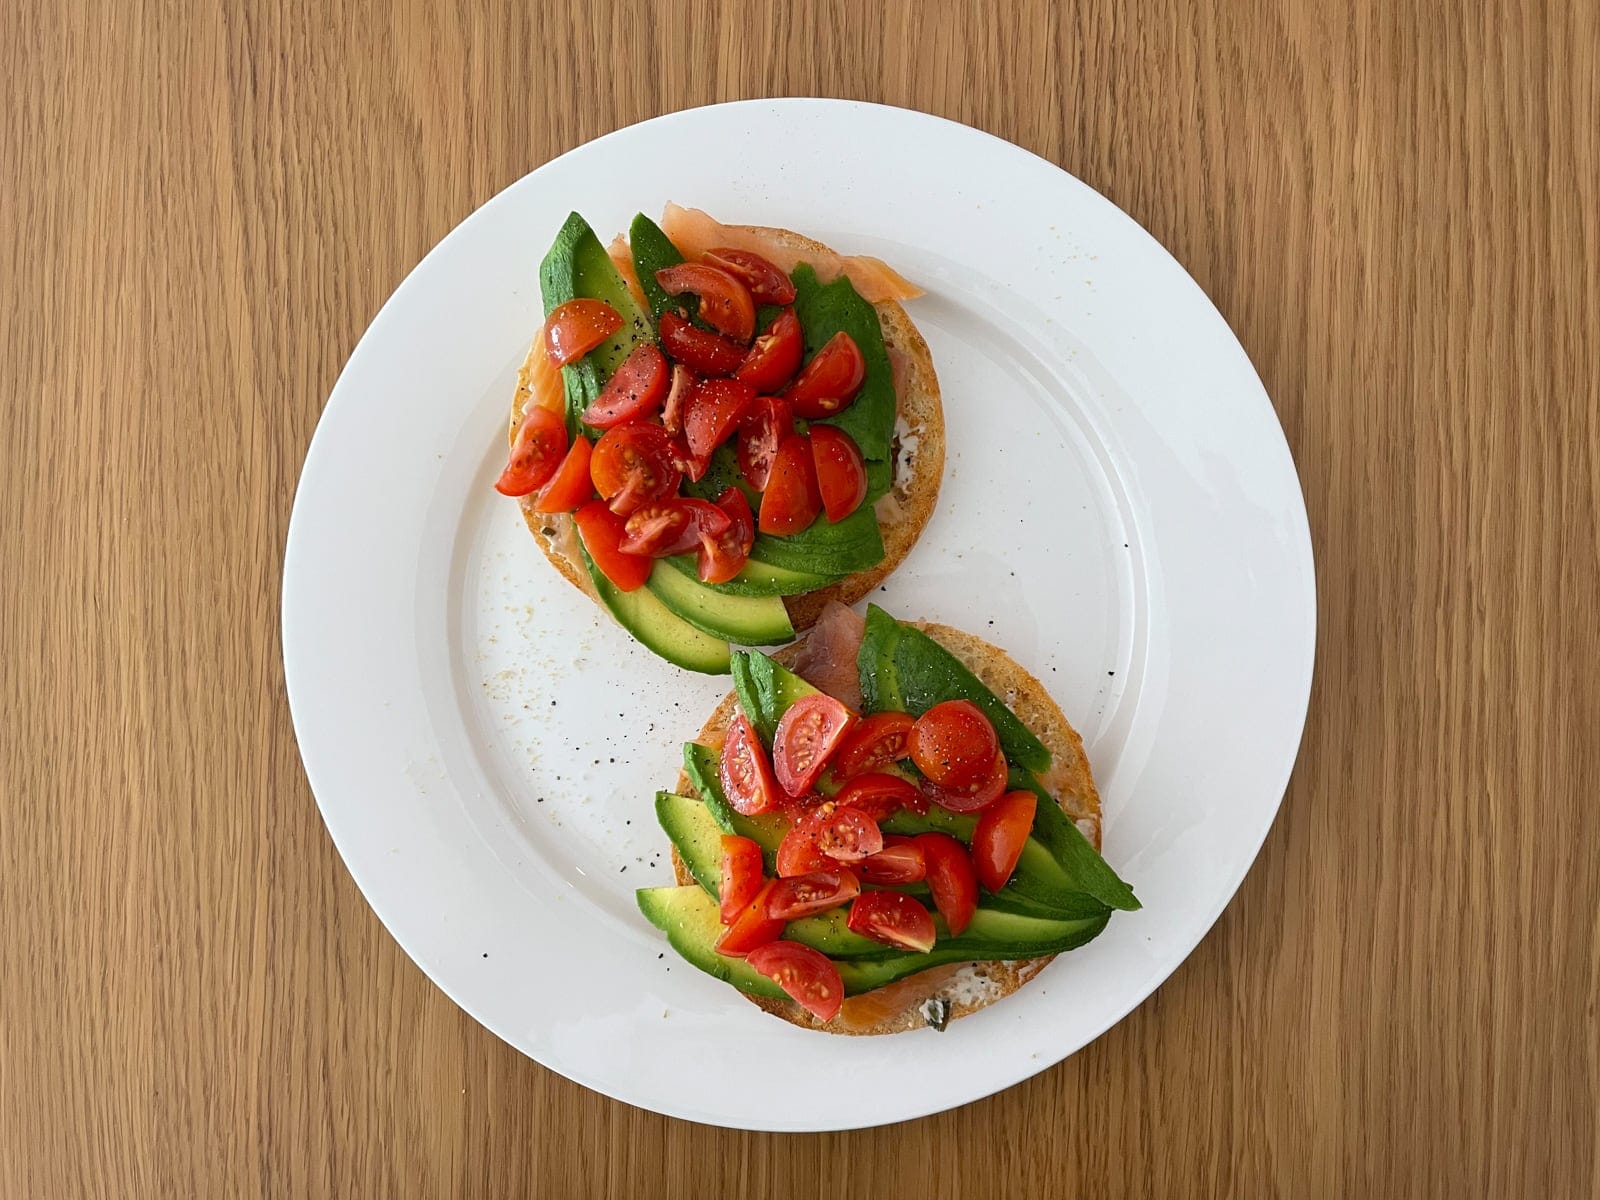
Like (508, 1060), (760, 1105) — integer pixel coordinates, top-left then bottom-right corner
(637, 885), (1111, 998)
(539, 213), (653, 438)
(662, 551), (838, 598)
(644, 562), (794, 647)
(857, 604), (1054, 774)
(576, 545), (729, 675)
(730, 650), (818, 744)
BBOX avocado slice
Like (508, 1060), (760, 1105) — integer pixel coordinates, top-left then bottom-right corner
(730, 650), (819, 744)
(577, 545), (730, 675)
(637, 885), (1112, 997)
(538, 213), (654, 436)
(680, 744), (787, 860)
(857, 604), (1054, 773)
(748, 503), (886, 575)
(627, 213), (690, 323)
(645, 561), (795, 647)
(636, 886), (787, 1001)
(661, 552), (839, 598)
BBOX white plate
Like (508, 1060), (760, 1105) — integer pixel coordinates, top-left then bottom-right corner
(283, 100), (1314, 1131)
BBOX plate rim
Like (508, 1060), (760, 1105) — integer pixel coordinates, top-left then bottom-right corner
(282, 97), (1316, 1130)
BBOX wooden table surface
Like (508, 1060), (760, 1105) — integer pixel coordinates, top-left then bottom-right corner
(6, 1), (1597, 1195)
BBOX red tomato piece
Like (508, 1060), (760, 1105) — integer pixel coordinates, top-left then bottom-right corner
(833, 772), (924, 822)
(615, 498), (727, 559)
(736, 396), (794, 490)
(716, 878), (784, 956)
(544, 299), (623, 367)
(684, 378), (756, 462)
(580, 343), (668, 428)
(847, 891), (936, 953)
(772, 694), (856, 796)
(757, 432), (822, 535)
(814, 806), (883, 863)
(734, 308), (804, 392)
(809, 425), (868, 523)
(531, 433), (595, 513)
(832, 712), (916, 780)
(922, 749), (1009, 814)
(911, 699), (1001, 790)
(782, 331), (866, 419)
(973, 790), (1038, 893)
(855, 836), (926, 885)
(654, 263), (756, 343)
(719, 713), (780, 816)
(494, 406), (569, 497)
(765, 869), (860, 921)
(703, 248), (797, 305)
(916, 833), (978, 936)
(698, 486), (755, 584)
(660, 363), (695, 435)
(744, 941), (843, 1022)
(658, 312), (746, 376)
(572, 500), (651, 591)
(719, 835), (766, 925)
(589, 421), (682, 516)
(776, 820), (834, 877)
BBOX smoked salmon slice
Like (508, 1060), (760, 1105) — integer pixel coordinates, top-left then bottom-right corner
(607, 234), (649, 310)
(837, 963), (963, 1032)
(519, 323), (567, 417)
(660, 204), (924, 303)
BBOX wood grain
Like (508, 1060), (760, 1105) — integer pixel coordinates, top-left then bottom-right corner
(4, 0), (1596, 1195)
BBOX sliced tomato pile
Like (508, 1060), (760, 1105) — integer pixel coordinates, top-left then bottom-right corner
(496, 246), (875, 591)
(703, 682), (1049, 1022)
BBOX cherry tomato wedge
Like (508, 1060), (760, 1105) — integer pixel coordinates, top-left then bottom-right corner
(580, 343), (668, 428)
(684, 378), (756, 462)
(832, 712), (916, 779)
(916, 833), (978, 936)
(660, 363), (694, 436)
(783, 331), (866, 419)
(703, 247), (797, 305)
(833, 772), (925, 822)
(494, 406), (569, 497)
(765, 869), (860, 920)
(618, 497), (731, 558)
(544, 299), (623, 366)
(572, 500), (651, 591)
(776, 820), (834, 877)
(772, 694), (856, 796)
(716, 878), (784, 956)
(719, 713), (780, 816)
(745, 941), (843, 1022)
(809, 425), (869, 523)
(734, 308), (804, 392)
(656, 264), (757, 342)
(847, 891), (936, 953)
(698, 486), (755, 584)
(758, 432), (822, 535)
(856, 836), (925, 885)
(658, 311), (746, 376)
(814, 806), (883, 863)
(737, 396), (793, 490)
(589, 421), (682, 516)
(719, 835), (766, 925)
(922, 749), (1008, 813)
(973, 790), (1038, 893)
(654, 263), (756, 343)
(911, 699), (1001, 790)
(531, 432), (594, 513)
